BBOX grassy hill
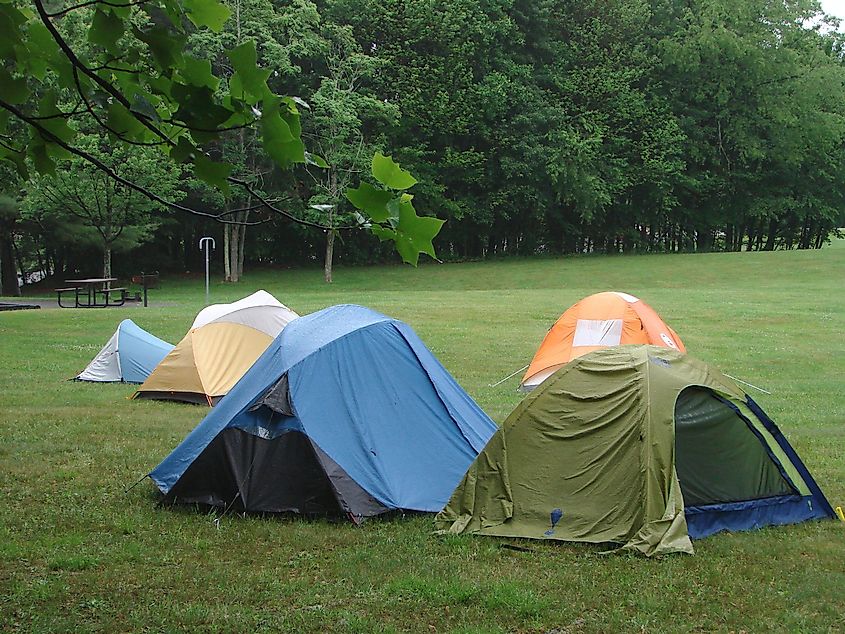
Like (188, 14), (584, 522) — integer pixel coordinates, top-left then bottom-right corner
(1, 244), (843, 632)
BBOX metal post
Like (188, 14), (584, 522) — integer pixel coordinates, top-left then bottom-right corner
(199, 237), (215, 305)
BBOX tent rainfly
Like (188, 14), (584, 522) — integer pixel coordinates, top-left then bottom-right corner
(75, 319), (174, 383)
(438, 346), (835, 556)
(521, 291), (685, 391)
(149, 304), (499, 522)
(133, 290), (298, 405)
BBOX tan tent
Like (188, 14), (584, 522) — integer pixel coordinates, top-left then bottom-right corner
(134, 291), (298, 405)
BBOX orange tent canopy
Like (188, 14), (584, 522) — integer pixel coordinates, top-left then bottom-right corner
(521, 291), (685, 390)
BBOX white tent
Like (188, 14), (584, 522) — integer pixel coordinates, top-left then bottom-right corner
(76, 319), (174, 383)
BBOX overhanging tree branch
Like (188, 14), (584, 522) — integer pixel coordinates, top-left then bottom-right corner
(28, 0), (362, 230)
(5, 0), (443, 267)
(72, 66), (168, 148)
(45, 0), (151, 19)
(34, 0), (176, 147)
(0, 98), (361, 230)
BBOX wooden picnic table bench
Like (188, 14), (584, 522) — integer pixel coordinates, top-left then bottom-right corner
(56, 287), (82, 308)
(58, 278), (125, 308)
(99, 287), (127, 306)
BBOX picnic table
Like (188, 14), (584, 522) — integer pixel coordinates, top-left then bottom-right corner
(57, 278), (126, 308)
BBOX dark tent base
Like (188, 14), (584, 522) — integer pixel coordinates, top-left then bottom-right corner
(685, 494), (826, 538)
(0, 302), (40, 311)
(134, 391), (222, 406)
(161, 427), (389, 522)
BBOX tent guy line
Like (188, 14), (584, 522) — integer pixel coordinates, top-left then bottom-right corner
(488, 365), (529, 388)
(722, 374), (771, 395)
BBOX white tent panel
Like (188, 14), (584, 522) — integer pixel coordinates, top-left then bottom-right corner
(76, 331), (122, 382)
(611, 291), (639, 303)
(520, 365), (560, 391)
(190, 290), (298, 338)
(572, 318), (623, 347)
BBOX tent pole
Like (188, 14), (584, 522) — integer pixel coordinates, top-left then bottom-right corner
(489, 365), (529, 388)
(216, 453), (259, 522)
(723, 373), (771, 395)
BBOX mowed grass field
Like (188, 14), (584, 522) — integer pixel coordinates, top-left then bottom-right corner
(1, 243), (844, 633)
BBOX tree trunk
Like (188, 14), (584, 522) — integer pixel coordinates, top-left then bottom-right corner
(227, 224), (241, 282)
(237, 219), (246, 280)
(799, 219), (814, 249)
(14, 239), (27, 287)
(764, 218), (777, 251)
(237, 230), (245, 279)
(734, 223), (745, 251)
(103, 245), (112, 279)
(223, 221), (244, 283)
(223, 223), (232, 281)
(0, 231), (19, 296)
(324, 230), (335, 283)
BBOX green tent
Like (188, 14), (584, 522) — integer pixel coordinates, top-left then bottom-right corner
(435, 346), (834, 556)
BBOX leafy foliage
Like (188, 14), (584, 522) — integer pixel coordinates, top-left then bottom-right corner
(328, 0), (845, 257)
(0, 0), (444, 270)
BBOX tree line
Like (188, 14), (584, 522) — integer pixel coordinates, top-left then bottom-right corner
(1, 0), (844, 294)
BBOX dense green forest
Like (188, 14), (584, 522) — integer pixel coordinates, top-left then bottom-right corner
(1, 0), (844, 292)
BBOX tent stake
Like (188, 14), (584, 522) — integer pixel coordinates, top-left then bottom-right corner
(723, 373), (771, 395)
(489, 365), (529, 388)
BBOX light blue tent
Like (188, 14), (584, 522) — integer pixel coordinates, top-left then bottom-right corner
(149, 304), (498, 521)
(76, 319), (174, 383)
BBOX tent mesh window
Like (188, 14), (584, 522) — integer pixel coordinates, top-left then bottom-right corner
(674, 387), (796, 506)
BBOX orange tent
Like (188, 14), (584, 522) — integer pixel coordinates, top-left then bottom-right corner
(521, 291), (685, 390)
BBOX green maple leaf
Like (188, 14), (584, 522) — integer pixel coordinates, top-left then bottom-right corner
(179, 56), (219, 91)
(227, 41), (272, 104)
(170, 137), (197, 163)
(88, 8), (124, 51)
(0, 4), (26, 59)
(132, 25), (186, 72)
(392, 196), (444, 265)
(106, 102), (147, 140)
(372, 152), (418, 190)
(193, 154), (232, 195)
(0, 69), (29, 104)
(345, 182), (393, 222)
(184, 0), (231, 32)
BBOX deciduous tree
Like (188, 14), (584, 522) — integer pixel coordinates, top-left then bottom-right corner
(23, 135), (183, 278)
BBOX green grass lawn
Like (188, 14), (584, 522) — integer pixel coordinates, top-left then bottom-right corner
(1, 244), (844, 633)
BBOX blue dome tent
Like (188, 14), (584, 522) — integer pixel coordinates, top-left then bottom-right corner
(149, 305), (498, 522)
(76, 319), (174, 383)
